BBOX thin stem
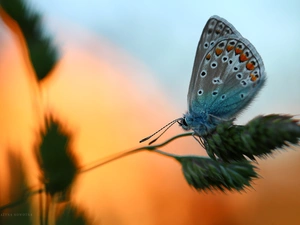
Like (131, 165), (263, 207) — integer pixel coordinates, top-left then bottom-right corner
(80, 132), (194, 173)
(79, 148), (144, 173)
(39, 188), (44, 225)
(0, 132), (194, 211)
(153, 149), (210, 162)
(49, 195), (57, 225)
(152, 149), (181, 159)
(0, 188), (43, 212)
(45, 194), (50, 225)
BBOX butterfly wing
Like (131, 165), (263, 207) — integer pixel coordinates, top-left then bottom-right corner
(187, 15), (242, 105)
(188, 16), (266, 120)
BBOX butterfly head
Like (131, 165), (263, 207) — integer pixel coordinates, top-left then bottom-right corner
(179, 112), (216, 137)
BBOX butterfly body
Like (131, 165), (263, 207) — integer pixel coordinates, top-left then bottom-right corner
(180, 16), (266, 137)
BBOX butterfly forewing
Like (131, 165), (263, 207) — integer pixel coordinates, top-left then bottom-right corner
(142, 16), (266, 144)
(188, 16), (265, 121)
(190, 35), (265, 119)
(187, 15), (242, 105)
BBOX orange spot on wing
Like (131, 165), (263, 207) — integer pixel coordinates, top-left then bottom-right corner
(235, 48), (242, 55)
(206, 53), (211, 60)
(239, 53), (248, 62)
(246, 62), (255, 70)
(250, 74), (258, 81)
(226, 45), (234, 52)
(215, 48), (223, 56)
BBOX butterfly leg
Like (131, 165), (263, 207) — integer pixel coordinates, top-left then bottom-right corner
(192, 133), (205, 149)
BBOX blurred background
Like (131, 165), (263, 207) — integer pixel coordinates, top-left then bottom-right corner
(1, 0), (300, 224)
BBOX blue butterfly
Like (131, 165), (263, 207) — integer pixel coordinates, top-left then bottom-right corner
(141, 15), (266, 144)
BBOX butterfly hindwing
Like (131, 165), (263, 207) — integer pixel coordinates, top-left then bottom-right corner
(187, 15), (242, 105)
(188, 16), (265, 120)
(192, 35), (266, 119)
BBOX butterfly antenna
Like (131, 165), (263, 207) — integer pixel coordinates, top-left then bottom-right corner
(140, 118), (182, 144)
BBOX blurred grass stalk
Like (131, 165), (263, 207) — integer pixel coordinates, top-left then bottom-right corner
(35, 116), (79, 224)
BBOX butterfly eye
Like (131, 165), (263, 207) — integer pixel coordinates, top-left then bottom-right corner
(215, 41), (226, 56)
(236, 73), (243, 80)
(218, 41), (226, 48)
(226, 40), (236, 50)
(239, 49), (251, 62)
(223, 27), (232, 35)
(198, 89), (204, 95)
(233, 66), (239, 71)
(182, 118), (188, 126)
(235, 43), (245, 55)
(222, 56), (228, 63)
(200, 70), (207, 77)
(212, 91), (218, 96)
(228, 40), (236, 45)
(244, 50), (251, 57)
(249, 73), (260, 82)
(237, 43), (243, 49)
(212, 77), (223, 84)
(252, 69), (260, 78)
(215, 29), (221, 35)
(240, 80), (247, 87)
(246, 59), (257, 70)
(210, 61), (218, 69)
(204, 42), (209, 49)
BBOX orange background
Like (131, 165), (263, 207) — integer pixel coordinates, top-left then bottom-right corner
(1, 11), (300, 225)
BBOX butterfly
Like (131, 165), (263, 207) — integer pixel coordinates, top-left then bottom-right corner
(141, 15), (266, 144)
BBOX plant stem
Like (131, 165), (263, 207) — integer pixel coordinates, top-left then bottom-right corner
(0, 132), (194, 211)
(79, 148), (144, 173)
(80, 132), (193, 173)
(0, 188), (43, 211)
(39, 188), (44, 225)
(152, 149), (181, 159)
(45, 194), (50, 225)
